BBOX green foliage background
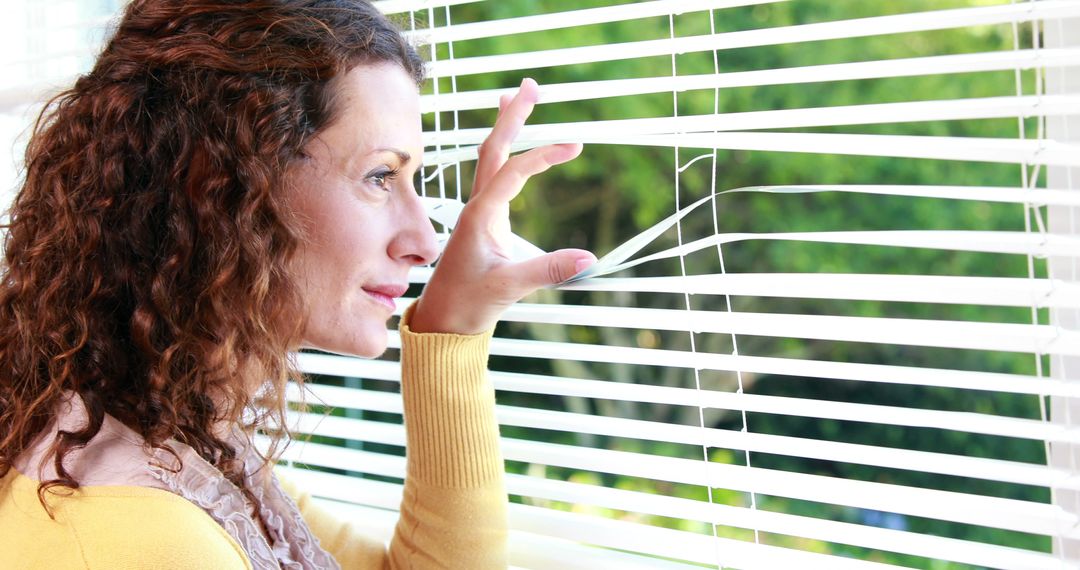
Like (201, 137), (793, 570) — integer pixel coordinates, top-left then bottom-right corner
(411, 1), (1052, 566)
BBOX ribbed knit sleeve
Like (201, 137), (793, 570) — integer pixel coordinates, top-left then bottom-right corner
(397, 304), (502, 488)
(388, 302), (508, 569)
(282, 302), (508, 569)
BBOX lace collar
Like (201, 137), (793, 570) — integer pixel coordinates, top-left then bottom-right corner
(146, 429), (341, 570)
(17, 392), (340, 570)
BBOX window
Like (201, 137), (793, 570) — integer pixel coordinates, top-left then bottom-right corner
(285, 1), (1080, 568)
(0, 0), (121, 211)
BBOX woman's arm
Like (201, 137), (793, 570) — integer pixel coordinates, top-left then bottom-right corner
(387, 303), (505, 568)
(279, 303), (503, 569)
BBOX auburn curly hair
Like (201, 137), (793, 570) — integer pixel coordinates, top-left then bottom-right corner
(0, 0), (423, 514)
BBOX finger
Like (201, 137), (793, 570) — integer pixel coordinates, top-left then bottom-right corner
(513, 248), (597, 290)
(473, 94), (514, 198)
(475, 81), (537, 193)
(473, 78), (539, 195)
(473, 143), (583, 210)
(496, 93), (512, 119)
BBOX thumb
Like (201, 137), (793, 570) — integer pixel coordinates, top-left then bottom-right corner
(516, 248), (596, 289)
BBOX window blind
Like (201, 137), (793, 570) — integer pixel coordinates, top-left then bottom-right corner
(282, 1), (1080, 568)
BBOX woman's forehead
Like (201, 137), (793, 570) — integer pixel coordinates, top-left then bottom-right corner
(327, 63), (423, 157)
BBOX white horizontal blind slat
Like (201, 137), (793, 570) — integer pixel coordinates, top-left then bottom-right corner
(284, 406), (1076, 490)
(298, 348), (1080, 400)
(502, 527), (714, 570)
(424, 94), (1080, 147)
(290, 376), (1080, 441)
(424, 1), (1080, 77)
(420, 47), (1080, 113)
(559, 273), (1080, 308)
(504, 503), (907, 570)
(470, 302), (1080, 355)
(727, 184), (1080, 206)
(425, 132), (1080, 166)
(403, 0), (783, 45)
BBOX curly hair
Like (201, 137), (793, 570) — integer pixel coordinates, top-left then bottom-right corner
(0, 0), (423, 515)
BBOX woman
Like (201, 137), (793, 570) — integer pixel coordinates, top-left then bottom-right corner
(0, 1), (594, 568)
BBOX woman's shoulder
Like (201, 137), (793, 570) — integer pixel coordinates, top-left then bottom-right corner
(0, 468), (251, 569)
(12, 391), (165, 488)
(2, 391), (252, 567)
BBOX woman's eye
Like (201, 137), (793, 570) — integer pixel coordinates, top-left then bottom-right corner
(367, 169), (398, 192)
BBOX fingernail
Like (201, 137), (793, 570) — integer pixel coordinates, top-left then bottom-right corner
(574, 258), (594, 273)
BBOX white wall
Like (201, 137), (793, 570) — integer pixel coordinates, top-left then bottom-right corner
(0, 0), (122, 213)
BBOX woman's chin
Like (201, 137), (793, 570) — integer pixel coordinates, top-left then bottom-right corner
(299, 328), (389, 359)
(353, 339), (389, 359)
(340, 336), (389, 359)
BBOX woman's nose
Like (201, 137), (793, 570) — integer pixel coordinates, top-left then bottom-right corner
(390, 190), (440, 266)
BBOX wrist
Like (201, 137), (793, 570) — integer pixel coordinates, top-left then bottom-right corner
(408, 295), (493, 335)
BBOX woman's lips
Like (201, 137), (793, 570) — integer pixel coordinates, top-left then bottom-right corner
(363, 284), (408, 311)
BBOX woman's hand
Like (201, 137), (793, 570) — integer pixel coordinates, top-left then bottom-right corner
(409, 78), (596, 335)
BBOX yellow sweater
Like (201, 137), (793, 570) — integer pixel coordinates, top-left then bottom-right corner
(0, 311), (506, 569)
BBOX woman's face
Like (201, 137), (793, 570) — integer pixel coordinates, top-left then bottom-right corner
(288, 63), (437, 357)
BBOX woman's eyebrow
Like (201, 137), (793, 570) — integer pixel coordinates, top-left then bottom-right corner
(373, 148), (411, 164)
